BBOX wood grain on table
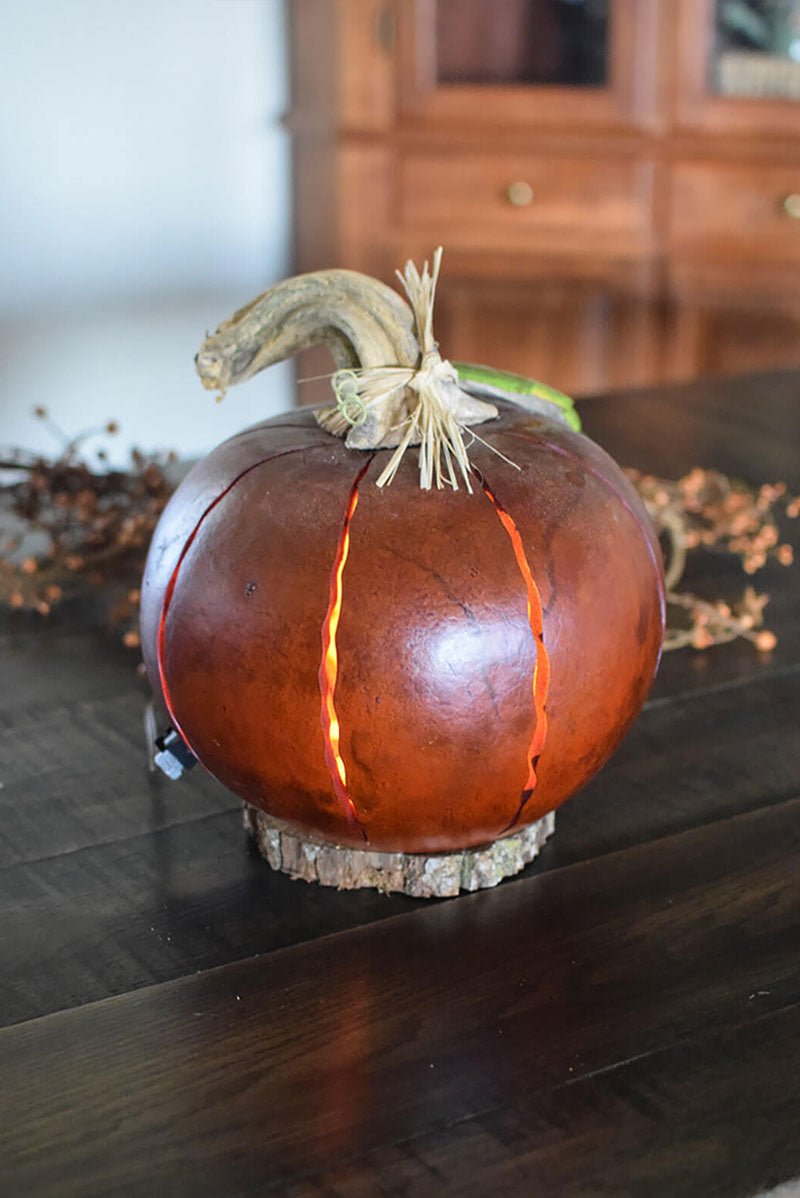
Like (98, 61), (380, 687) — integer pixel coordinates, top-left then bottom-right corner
(2, 368), (799, 1196)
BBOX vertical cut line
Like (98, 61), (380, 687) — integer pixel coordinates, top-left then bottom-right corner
(318, 458), (373, 841)
(478, 473), (551, 831)
(156, 446), (316, 762)
(505, 430), (667, 632)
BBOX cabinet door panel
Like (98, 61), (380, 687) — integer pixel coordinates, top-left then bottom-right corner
(666, 303), (800, 382)
(434, 278), (660, 396)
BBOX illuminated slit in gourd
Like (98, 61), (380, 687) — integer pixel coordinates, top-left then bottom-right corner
(318, 459), (373, 841)
(479, 475), (551, 831)
(505, 429), (667, 631)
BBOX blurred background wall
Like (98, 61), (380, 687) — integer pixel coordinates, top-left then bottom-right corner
(0, 0), (291, 465)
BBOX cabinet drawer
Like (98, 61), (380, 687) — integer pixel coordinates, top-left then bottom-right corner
(399, 153), (654, 253)
(670, 163), (800, 261)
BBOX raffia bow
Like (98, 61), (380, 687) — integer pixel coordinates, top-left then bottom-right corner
(316, 249), (499, 492)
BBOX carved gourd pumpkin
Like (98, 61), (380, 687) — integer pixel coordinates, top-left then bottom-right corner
(141, 254), (664, 854)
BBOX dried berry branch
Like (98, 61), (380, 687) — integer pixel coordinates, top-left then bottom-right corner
(0, 409), (175, 646)
(627, 467), (798, 653)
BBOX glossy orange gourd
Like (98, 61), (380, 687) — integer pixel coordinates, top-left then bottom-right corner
(140, 261), (664, 853)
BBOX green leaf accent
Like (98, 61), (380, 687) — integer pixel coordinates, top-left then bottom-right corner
(454, 361), (582, 432)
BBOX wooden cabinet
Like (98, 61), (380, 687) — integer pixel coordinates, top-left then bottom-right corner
(290, 0), (800, 400)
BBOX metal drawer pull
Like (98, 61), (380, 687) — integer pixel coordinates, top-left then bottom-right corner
(505, 181), (534, 207)
(781, 193), (800, 219)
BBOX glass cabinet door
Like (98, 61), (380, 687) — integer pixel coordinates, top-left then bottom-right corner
(434, 0), (609, 89)
(677, 0), (800, 131)
(397, 0), (660, 130)
(711, 0), (800, 100)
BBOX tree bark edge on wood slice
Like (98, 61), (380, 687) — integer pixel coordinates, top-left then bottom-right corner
(243, 805), (555, 899)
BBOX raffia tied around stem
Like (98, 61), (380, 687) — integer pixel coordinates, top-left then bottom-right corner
(315, 249), (498, 491)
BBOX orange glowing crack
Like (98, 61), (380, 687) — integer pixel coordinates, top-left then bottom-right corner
(479, 475), (551, 830)
(504, 429), (666, 632)
(318, 459), (373, 840)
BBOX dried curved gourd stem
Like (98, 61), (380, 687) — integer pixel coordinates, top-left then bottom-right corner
(194, 251), (499, 489)
(195, 269), (420, 397)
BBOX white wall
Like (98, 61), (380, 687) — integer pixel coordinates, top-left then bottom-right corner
(0, 0), (292, 465)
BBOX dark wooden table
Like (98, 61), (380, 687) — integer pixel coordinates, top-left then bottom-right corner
(2, 369), (800, 1197)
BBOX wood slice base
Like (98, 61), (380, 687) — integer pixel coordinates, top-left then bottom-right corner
(243, 805), (555, 898)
